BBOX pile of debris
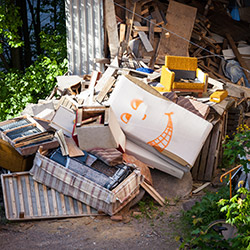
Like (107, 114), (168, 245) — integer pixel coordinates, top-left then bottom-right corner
(0, 0), (250, 221)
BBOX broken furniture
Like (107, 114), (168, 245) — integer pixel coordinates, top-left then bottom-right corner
(75, 106), (126, 152)
(156, 56), (208, 95)
(1, 172), (100, 220)
(108, 75), (212, 171)
(0, 116), (59, 156)
(0, 138), (34, 172)
(30, 149), (143, 216)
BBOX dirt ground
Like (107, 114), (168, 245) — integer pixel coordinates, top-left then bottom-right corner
(0, 169), (219, 250)
(0, 197), (187, 250)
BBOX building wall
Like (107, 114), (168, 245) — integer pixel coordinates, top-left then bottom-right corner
(65, 0), (104, 75)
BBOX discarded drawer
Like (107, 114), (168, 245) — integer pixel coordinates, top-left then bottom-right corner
(76, 106), (126, 152)
(30, 151), (143, 216)
(1, 172), (100, 220)
(0, 139), (34, 172)
(0, 115), (59, 156)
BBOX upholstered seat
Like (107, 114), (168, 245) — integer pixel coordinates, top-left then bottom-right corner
(155, 56), (208, 95)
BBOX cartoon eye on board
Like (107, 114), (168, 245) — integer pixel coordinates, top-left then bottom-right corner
(120, 99), (146, 124)
(120, 98), (174, 151)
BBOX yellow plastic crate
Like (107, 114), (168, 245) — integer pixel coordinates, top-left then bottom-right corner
(210, 90), (228, 103)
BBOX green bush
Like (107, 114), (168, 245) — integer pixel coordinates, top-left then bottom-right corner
(223, 124), (250, 173)
(180, 186), (230, 249)
(218, 187), (250, 250)
(0, 32), (68, 121)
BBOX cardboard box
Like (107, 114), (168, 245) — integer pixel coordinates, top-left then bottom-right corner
(108, 75), (213, 167)
(76, 106), (126, 152)
(30, 151), (143, 215)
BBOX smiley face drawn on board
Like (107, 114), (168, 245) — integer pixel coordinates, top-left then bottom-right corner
(120, 99), (174, 152)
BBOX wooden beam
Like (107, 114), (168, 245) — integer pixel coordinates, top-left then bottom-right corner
(105, 0), (120, 58)
(226, 33), (250, 82)
(96, 76), (116, 103)
(133, 25), (162, 32)
(134, 21), (153, 52)
(149, 19), (156, 45)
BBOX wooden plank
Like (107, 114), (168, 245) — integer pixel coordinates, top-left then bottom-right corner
(9, 177), (17, 218)
(141, 181), (165, 206)
(149, 28), (165, 69)
(65, 137), (84, 157)
(192, 182), (211, 194)
(191, 152), (201, 180)
(105, 0), (119, 58)
(33, 180), (42, 216)
(226, 33), (250, 82)
(156, 1), (197, 64)
(119, 23), (126, 43)
(96, 76), (116, 103)
(17, 177), (25, 218)
(68, 197), (75, 215)
(204, 122), (221, 181)
(198, 132), (211, 180)
(149, 19), (156, 45)
(133, 25), (162, 33)
(60, 193), (67, 215)
(134, 21), (153, 52)
(151, 7), (164, 24)
(25, 175), (33, 217)
(95, 56), (118, 92)
(43, 185), (50, 215)
(222, 46), (250, 60)
(51, 189), (58, 216)
(1, 175), (10, 219)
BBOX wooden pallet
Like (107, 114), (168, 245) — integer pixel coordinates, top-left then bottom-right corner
(192, 114), (225, 181)
(1, 172), (101, 220)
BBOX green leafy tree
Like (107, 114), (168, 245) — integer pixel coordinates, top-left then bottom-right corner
(218, 188), (250, 249)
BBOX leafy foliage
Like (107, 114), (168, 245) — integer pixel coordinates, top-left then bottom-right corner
(0, 1), (23, 53)
(218, 187), (250, 249)
(180, 186), (231, 249)
(223, 124), (250, 173)
(0, 32), (67, 121)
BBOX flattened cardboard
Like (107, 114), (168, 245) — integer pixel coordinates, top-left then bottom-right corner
(108, 75), (213, 167)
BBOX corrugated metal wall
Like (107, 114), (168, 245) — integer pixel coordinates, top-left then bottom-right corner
(65, 0), (104, 75)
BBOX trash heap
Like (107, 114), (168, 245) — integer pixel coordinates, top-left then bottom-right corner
(0, 0), (250, 221)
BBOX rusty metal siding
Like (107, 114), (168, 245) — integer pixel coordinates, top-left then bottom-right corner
(65, 0), (104, 75)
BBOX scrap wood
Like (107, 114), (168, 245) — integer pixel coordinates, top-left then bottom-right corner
(133, 21), (153, 52)
(105, 0), (120, 58)
(65, 137), (84, 157)
(141, 181), (165, 206)
(55, 130), (68, 156)
(123, 153), (153, 186)
(14, 134), (54, 148)
(156, 1), (197, 63)
(225, 33), (250, 82)
(192, 182), (211, 194)
(95, 56), (119, 92)
(133, 25), (162, 33)
(96, 76), (116, 103)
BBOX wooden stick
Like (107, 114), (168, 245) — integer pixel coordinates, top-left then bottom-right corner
(141, 181), (165, 206)
(226, 33), (250, 82)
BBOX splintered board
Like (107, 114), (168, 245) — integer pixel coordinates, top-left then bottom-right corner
(1, 172), (101, 220)
(156, 1), (197, 64)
